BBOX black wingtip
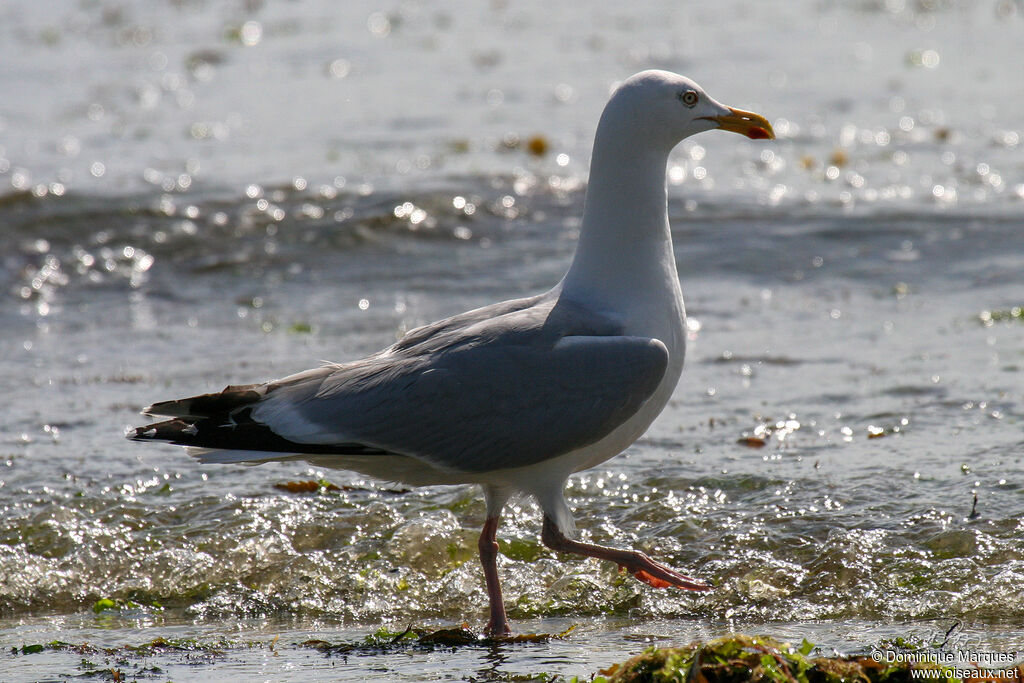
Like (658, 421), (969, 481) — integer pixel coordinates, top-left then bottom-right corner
(125, 418), (199, 444)
(140, 385), (264, 419)
(128, 416), (393, 456)
(125, 425), (155, 441)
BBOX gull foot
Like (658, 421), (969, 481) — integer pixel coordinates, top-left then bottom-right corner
(619, 561), (713, 591)
(542, 516), (712, 592)
(484, 618), (512, 637)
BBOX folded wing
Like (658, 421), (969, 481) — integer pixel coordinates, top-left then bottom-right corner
(130, 296), (670, 473)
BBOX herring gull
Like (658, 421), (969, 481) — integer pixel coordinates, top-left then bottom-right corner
(129, 70), (774, 635)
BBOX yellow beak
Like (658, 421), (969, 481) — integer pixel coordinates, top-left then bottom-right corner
(705, 107), (775, 140)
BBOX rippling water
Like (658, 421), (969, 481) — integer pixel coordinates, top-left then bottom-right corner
(2, 0), (1023, 680)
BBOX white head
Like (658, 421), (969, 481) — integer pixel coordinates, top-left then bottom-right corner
(597, 70), (774, 153)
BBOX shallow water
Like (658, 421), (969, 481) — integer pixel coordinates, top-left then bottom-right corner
(3, 0), (1024, 680)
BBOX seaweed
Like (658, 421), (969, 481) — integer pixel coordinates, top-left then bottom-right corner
(273, 479), (341, 493)
(92, 596), (164, 614)
(978, 307), (1024, 325)
(11, 636), (233, 658)
(300, 623), (579, 655)
(582, 635), (1024, 683)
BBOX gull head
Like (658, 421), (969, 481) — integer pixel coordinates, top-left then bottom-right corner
(602, 70), (775, 150)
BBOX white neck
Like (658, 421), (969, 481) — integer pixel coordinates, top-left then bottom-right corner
(560, 125), (679, 312)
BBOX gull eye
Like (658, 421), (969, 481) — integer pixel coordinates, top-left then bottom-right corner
(679, 90), (699, 108)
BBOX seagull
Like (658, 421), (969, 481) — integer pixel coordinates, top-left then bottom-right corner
(128, 70), (774, 636)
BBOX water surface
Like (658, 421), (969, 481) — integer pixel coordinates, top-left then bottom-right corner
(2, 0), (1023, 680)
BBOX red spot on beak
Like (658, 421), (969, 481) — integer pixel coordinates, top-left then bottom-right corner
(746, 127), (772, 140)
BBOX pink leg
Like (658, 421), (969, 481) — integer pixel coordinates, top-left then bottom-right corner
(541, 516), (713, 591)
(478, 516), (511, 636)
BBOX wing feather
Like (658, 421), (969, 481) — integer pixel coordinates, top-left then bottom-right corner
(130, 295), (670, 474)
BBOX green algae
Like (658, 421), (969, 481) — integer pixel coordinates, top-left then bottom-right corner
(11, 636), (234, 658)
(978, 307), (1024, 325)
(581, 635), (1024, 683)
(300, 623), (579, 655)
(92, 596), (164, 614)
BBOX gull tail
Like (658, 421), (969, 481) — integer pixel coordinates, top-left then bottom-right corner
(128, 383), (391, 464)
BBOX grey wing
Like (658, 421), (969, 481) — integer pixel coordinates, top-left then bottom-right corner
(251, 303), (669, 472)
